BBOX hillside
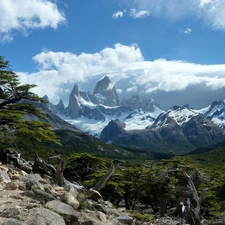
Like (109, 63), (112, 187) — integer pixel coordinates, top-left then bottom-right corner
(19, 101), (171, 161)
(187, 140), (225, 165)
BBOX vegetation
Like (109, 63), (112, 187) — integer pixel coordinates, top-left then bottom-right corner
(64, 153), (225, 224)
(0, 56), (60, 157)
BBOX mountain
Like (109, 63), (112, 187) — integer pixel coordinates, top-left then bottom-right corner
(49, 77), (225, 155)
(21, 99), (172, 161)
(198, 100), (225, 128)
(105, 106), (225, 154)
(50, 76), (164, 137)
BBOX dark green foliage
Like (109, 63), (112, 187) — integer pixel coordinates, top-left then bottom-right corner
(0, 56), (60, 155)
(64, 153), (109, 187)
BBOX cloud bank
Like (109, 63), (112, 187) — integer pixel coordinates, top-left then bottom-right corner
(18, 44), (225, 109)
(0, 0), (65, 42)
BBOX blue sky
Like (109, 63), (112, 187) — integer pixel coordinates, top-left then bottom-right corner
(1, 0), (225, 109)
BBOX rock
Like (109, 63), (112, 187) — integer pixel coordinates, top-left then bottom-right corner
(19, 173), (46, 191)
(93, 204), (107, 214)
(60, 185), (80, 209)
(46, 200), (80, 223)
(25, 207), (66, 225)
(88, 189), (102, 201)
(67, 84), (81, 118)
(0, 169), (11, 183)
(121, 95), (160, 112)
(97, 211), (107, 223)
(107, 208), (121, 217)
(100, 119), (125, 143)
(5, 182), (17, 190)
(82, 218), (105, 225)
(0, 218), (21, 225)
(116, 215), (133, 225)
(92, 76), (119, 107)
(21, 190), (56, 203)
(0, 207), (20, 220)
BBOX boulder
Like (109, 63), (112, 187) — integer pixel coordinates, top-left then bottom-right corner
(25, 207), (66, 225)
(46, 200), (80, 223)
(116, 215), (133, 225)
(0, 169), (11, 183)
(60, 185), (80, 209)
(0, 218), (21, 225)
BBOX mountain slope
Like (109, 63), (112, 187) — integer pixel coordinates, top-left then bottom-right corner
(198, 100), (225, 128)
(106, 106), (225, 154)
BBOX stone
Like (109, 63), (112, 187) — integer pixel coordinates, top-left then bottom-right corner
(88, 189), (102, 201)
(19, 173), (46, 191)
(0, 207), (20, 220)
(97, 211), (107, 223)
(0, 218), (21, 225)
(46, 200), (80, 223)
(116, 215), (133, 225)
(5, 182), (17, 190)
(25, 207), (66, 225)
(0, 169), (11, 183)
(93, 204), (107, 214)
(82, 217), (106, 225)
(60, 186), (80, 209)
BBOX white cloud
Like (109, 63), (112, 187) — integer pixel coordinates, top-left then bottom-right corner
(112, 11), (123, 19)
(180, 27), (192, 34)
(120, 0), (225, 31)
(0, 0), (65, 42)
(18, 44), (225, 108)
(130, 9), (150, 19)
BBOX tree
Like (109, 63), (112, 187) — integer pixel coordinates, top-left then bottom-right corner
(0, 56), (59, 152)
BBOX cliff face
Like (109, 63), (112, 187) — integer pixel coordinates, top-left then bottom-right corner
(62, 76), (121, 119)
(67, 84), (81, 118)
(92, 76), (120, 107)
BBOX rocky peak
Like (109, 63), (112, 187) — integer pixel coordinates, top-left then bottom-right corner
(92, 76), (119, 106)
(203, 100), (225, 128)
(100, 119), (126, 143)
(55, 99), (65, 113)
(121, 95), (161, 112)
(67, 84), (81, 118)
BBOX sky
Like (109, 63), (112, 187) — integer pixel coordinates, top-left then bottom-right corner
(1, 0), (225, 110)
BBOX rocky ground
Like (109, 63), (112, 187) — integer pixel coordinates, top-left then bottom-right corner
(0, 163), (152, 225)
(0, 163), (223, 225)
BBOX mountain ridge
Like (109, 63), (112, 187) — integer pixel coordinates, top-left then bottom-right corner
(48, 76), (225, 154)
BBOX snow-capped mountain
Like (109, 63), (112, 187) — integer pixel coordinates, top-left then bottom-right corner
(197, 100), (225, 129)
(105, 105), (225, 153)
(50, 76), (164, 137)
(49, 76), (225, 154)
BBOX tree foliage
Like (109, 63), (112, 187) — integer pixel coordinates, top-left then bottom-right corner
(0, 56), (60, 153)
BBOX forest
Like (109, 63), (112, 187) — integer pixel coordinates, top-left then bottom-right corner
(0, 55), (225, 225)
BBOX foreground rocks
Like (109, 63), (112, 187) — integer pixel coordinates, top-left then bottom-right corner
(1, 164), (218, 225)
(0, 164), (141, 225)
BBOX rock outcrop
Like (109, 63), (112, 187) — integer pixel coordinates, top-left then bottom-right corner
(63, 77), (120, 119)
(92, 76), (120, 107)
(100, 120), (126, 143)
(67, 84), (81, 118)
(121, 95), (160, 112)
